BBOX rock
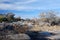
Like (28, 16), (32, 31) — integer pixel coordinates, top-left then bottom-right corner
(2, 34), (30, 40)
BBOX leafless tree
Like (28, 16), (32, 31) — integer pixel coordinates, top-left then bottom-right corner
(39, 11), (60, 26)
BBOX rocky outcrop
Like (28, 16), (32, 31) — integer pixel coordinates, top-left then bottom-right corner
(0, 34), (30, 40)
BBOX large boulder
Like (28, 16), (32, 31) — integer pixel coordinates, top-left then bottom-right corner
(0, 34), (30, 40)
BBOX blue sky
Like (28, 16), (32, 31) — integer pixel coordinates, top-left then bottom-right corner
(0, 0), (60, 19)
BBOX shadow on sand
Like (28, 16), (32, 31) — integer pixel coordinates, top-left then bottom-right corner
(26, 31), (56, 40)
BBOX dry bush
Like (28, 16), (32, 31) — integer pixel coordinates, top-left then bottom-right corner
(13, 24), (29, 33)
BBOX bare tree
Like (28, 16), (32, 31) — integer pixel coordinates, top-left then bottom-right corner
(39, 11), (60, 26)
(6, 12), (15, 18)
(6, 12), (15, 22)
(39, 11), (57, 22)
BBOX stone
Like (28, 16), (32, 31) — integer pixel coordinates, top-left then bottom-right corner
(5, 34), (30, 40)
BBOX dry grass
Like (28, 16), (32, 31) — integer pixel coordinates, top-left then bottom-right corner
(30, 25), (60, 32)
(40, 26), (60, 31)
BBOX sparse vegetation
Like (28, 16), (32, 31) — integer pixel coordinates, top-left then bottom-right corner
(0, 11), (60, 40)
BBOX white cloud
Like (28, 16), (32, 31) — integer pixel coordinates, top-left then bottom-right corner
(15, 0), (37, 4)
(0, 0), (13, 2)
(0, 0), (60, 11)
(0, 0), (39, 11)
(0, 3), (60, 11)
(0, 0), (37, 4)
(0, 3), (42, 10)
